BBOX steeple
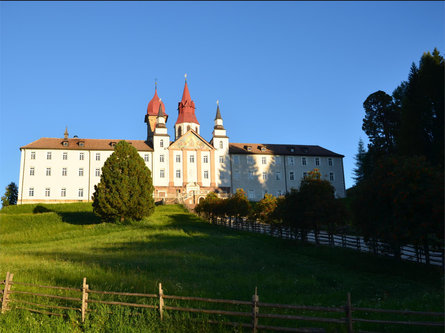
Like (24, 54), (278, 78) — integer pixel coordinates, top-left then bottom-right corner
(213, 100), (225, 130)
(175, 74), (200, 140)
(64, 127), (69, 140)
(215, 100), (222, 120)
(156, 100), (166, 128)
(145, 82), (168, 143)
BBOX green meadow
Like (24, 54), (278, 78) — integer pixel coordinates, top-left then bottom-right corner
(0, 203), (443, 332)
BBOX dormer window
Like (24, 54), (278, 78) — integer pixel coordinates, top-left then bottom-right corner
(245, 146), (252, 151)
(62, 141), (69, 147)
(79, 141), (85, 147)
(110, 142), (117, 147)
(290, 147), (295, 153)
(260, 146), (266, 152)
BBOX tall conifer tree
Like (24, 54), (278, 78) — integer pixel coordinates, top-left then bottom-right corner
(93, 141), (154, 222)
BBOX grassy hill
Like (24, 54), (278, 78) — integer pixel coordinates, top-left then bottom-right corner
(0, 203), (443, 332)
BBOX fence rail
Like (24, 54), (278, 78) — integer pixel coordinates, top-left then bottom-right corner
(1, 272), (443, 332)
(206, 216), (444, 267)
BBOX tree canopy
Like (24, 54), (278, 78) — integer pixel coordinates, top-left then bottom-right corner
(92, 141), (155, 222)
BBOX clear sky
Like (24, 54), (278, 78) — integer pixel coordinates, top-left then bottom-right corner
(1, 1), (444, 194)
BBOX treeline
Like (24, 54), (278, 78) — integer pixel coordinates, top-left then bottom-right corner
(350, 49), (444, 260)
(196, 169), (348, 245)
(197, 49), (444, 263)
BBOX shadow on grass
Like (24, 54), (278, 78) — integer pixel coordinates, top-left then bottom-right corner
(32, 205), (101, 225)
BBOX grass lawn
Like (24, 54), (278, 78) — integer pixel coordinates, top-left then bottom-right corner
(0, 203), (443, 332)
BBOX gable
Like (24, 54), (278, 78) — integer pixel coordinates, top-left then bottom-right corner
(169, 130), (214, 150)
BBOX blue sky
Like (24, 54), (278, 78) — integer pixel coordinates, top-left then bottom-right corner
(1, 1), (444, 193)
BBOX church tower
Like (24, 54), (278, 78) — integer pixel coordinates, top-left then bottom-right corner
(175, 74), (200, 140)
(145, 83), (168, 144)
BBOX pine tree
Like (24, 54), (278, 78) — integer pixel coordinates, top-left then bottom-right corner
(1, 182), (18, 207)
(92, 141), (155, 222)
(352, 138), (366, 184)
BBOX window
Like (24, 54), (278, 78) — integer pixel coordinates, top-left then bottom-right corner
(144, 154), (149, 162)
(248, 190), (255, 199)
(189, 155), (195, 163)
(176, 170), (181, 178)
(160, 154), (165, 163)
(289, 171), (295, 181)
(247, 156), (254, 164)
(288, 157), (294, 166)
(203, 155), (208, 163)
(61, 188), (66, 197)
(176, 155), (181, 163)
(248, 171), (254, 179)
(79, 153), (84, 161)
(233, 156), (240, 164)
(63, 152), (68, 160)
(204, 170), (209, 179)
(45, 188), (50, 197)
(78, 188), (84, 197)
(275, 172), (281, 180)
(302, 157), (307, 166)
(96, 153), (100, 161)
(160, 169), (165, 178)
(262, 172), (267, 180)
(29, 188), (34, 197)
(62, 168), (67, 176)
(329, 172), (334, 182)
(328, 158), (333, 166)
(31, 152), (36, 160)
(46, 168), (51, 176)
(47, 152), (52, 160)
(79, 141), (85, 147)
(219, 156), (224, 164)
(79, 168), (84, 176)
(160, 139), (164, 148)
(30, 167), (35, 176)
(315, 157), (320, 166)
(95, 168), (100, 177)
(219, 141), (223, 149)
(262, 157), (267, 165)
(275, 156), (281, 165)
(63, 141), (68, 147)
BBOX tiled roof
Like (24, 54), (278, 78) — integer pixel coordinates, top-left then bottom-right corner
(229, 143), (344, 157)
(147, 88), (168, 117)
(21, 138), (154, 151)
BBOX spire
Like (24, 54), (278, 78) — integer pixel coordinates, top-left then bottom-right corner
(176, 75), (199, 125)
(215, 100), (222, 120)
(64, 127), (69, 139)
(181, 74), (192, 103)
(146, 85), (167, 117)
(157, 99), (164, 117)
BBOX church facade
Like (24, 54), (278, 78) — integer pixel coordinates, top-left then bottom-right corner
(17, 78), (346, 205)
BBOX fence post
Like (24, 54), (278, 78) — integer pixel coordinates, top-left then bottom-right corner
(158, 283), (164, 320)
(346, 292), (353, 333)
(81, 277), (88, 323)
(1, 272), (14, 314)
(252, 287), (259, 333)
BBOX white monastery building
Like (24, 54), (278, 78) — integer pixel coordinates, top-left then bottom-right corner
(18, 77), (346, 205)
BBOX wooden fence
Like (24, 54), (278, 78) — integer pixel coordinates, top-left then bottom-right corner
(1, 272), (443, 332)
(204, 216), (444, 267)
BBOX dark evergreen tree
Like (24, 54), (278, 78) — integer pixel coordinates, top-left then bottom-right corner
(352, 138), (367, 184)
(1, 182), (18, 207)
(92, 141), (155, 222)
(398, 49), (444, 167)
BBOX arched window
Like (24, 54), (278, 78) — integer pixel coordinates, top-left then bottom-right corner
(160, 139), (164, 148)
(178, 126), (182, 137)
(187, 125), (191, 132)
(219, 141), (223, 149)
